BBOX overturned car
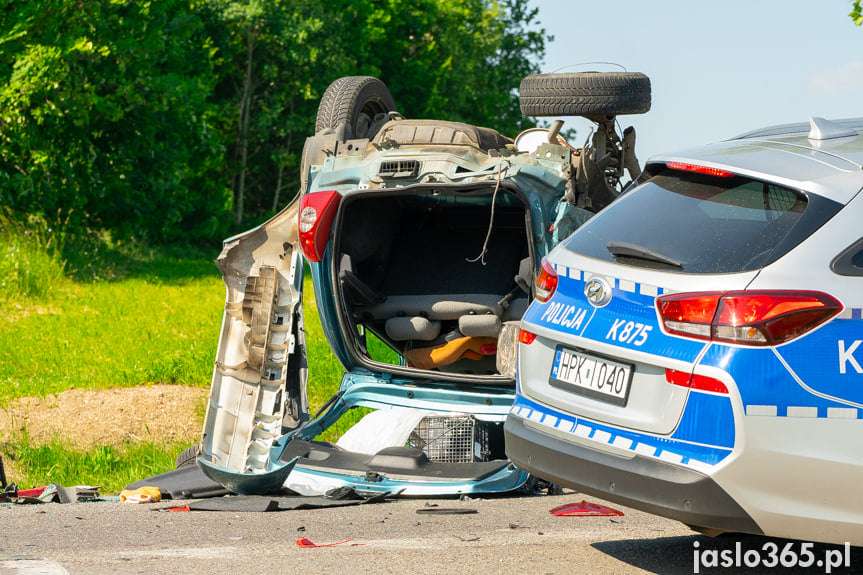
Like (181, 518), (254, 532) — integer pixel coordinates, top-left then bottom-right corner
(191, 73), (652, 496)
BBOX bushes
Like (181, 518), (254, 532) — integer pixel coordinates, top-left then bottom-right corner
(0, 0), (232, 246)
(0, 0), (547, 246)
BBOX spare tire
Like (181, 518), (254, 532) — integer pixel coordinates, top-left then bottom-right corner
(315, 76), (397, 139)
(519, 72), (651, 117)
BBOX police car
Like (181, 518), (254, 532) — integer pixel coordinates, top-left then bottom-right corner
(504, 117), (863, 545)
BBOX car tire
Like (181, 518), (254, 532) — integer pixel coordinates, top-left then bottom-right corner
(315, 76), (397, 139)
(519, 72), (651, 117)
(175, 444), (201, 469)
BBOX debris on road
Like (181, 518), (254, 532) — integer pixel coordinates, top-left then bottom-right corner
(550, 500), (624, 517)
(155, 489), (393, 513)
(416, 507), (478, 515)
(453, 534), (481, 542)
(120, 486), (162, 504)
(295, 537), (357, 548)
(1, 483), (101, 504)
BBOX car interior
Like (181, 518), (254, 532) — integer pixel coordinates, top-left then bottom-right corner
(333, 186), (533, 376)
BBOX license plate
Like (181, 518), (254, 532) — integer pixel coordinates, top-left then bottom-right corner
(550, 347), (633, 406)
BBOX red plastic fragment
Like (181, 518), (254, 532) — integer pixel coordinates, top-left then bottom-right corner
(169, 504), (191, 512)
(17, 487), (47, 498)
(295, 537), (357, 548)
(550, 500), (624, 517)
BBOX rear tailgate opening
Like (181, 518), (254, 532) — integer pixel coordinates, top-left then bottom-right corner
(332, 184), (534, 380)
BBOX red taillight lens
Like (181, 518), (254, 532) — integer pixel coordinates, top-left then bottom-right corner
(519, 329), (537, 345)
(665, 161), (735, 178)
(535, 257), (558, 303)
(657, 290), (843, 346)
(298, 191), (341, 262)
(665, 369), (729, 394)
(657, 292), (723, 340)
(665, 368), (692, 387)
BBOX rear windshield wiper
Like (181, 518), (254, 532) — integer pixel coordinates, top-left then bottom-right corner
(606, 241), (684, 270)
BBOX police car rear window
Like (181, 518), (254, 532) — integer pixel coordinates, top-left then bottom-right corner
(562, 167), (842, 274)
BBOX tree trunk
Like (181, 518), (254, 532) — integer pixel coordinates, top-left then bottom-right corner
(234, 24), (256, 226)
(272, 162), (284, 213)
(271, 98), (294, 213)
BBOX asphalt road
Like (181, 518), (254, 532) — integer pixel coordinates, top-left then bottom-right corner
(1, 490), (861, 575)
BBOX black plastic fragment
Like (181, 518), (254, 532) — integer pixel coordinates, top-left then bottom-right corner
(416, 507), (478, 515)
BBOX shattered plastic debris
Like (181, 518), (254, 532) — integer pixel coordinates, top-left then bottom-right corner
(416, 507), (478, 515)
(549, 500), (624, 517)
(16, 486), (46, 498)
(295, 538), (358, 548)
(120, 486), (162, 504)
(453, 534), (481, 542)
(154, 490), (394, 513)
(0, 483), (101, 504)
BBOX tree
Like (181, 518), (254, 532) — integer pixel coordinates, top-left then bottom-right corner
(0, 0), (230, 243)
(209, 0), (549, 225)
(0, 0), (549, 239)
(201, 0), (328, 226)
(852, 0), (862, 26)
(311, 0), (547, 134)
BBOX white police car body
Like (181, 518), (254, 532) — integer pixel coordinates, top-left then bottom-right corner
(504, 117), (863, 545)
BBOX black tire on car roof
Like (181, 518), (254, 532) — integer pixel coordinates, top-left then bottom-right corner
(519, 72), (651, 117)
(315, 76), (397, 139)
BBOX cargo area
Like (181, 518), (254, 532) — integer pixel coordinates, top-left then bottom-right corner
(333, 186), (533, 376)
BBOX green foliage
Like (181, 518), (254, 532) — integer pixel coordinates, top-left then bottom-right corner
(0, 211), (66, 300)
(350, 0), (548, 134)
(0, 0), (230, 244)
(0, 0), (548, 240)
(852, 0), (863, 25)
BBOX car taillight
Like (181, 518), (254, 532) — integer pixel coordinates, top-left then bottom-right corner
(657, 290), (843, 346)
(665, 161), (735, 178)
(519, 329), (537, 345)
(298, 191), (341, 262)
(665, 369), (728, 394)
(535, 257), (558, 303)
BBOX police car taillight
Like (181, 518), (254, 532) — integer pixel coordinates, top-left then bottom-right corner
(665, 161), (735, 178)
(665, 369), (729, 394)
(518, 329), (537, 345)
(535, 257), (558, 303)
(298, 191), (341, 262)
(657, 290), (843, 346)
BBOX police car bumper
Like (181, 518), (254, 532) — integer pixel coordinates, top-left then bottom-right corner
(504, 412), (762, 535)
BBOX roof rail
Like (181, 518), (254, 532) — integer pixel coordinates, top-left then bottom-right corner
(731, 117), (863, 141)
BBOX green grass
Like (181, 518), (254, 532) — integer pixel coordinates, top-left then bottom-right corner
(0, 221), (409, 489)
(0, 272), (224, 401)
(302, 278), (346, 412)
(0, 212), (66, 301)
(301, 272), (402, 440)
(4, 431), (188, 495)
(0, 215), (226, 402)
